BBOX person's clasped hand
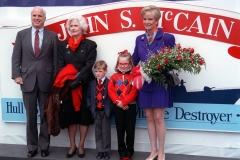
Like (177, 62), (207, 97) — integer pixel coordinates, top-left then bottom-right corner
(116, 100), (123, 108)
(122, 106), (129, 110)
(116, 100), (129, 110)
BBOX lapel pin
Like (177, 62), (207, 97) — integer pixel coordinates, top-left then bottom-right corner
(141, 36), (144, 40)
(81, 50), (84, 53)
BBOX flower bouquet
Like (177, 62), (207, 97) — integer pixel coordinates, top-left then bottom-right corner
(132, 44), (206, 89)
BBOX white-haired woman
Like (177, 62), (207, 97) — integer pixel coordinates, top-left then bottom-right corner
(57, 14), (97, 158)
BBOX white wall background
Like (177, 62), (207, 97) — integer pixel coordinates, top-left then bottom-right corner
(1, 0), (240, 158)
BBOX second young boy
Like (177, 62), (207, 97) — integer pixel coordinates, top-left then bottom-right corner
(87, 60), (112, 159)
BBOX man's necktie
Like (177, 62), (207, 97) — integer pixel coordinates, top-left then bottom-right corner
(34, 30), (40, 57)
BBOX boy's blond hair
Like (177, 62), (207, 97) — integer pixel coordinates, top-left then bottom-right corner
(94, 60), (108, 70)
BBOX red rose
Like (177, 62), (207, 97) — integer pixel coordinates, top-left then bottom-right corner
(155, 54), (159, 58)
(183, 48), (187, 51)
(164, 58), (169, 63)
(177, 44), (181, 49)
(176, 56), (182, 60)
(199, 59), (204, 65)
(189, 57), (194, 61)
(189, 48), (194, 54)
(157, 64), (162, 69)
(178, 50), (182, 54)
(164, 47), (170, 53)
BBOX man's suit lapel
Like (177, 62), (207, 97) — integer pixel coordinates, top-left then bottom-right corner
(39, 29), (50, 56)
(26, 27), (35, 57)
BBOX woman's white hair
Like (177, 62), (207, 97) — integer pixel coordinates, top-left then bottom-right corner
(66, 14), (88, 33)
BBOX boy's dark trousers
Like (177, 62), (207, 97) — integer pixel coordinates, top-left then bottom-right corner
(113, 103), (136, 158)
(95, 110), (111, 152)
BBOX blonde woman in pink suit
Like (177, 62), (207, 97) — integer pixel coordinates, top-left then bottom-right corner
(132, 5), (175, 160)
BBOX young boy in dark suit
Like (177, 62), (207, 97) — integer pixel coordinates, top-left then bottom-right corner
(87, 60), (112, 159)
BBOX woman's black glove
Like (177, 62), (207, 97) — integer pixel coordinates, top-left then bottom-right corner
(69, 81), (81, 89)
(75, 72), (81, 81)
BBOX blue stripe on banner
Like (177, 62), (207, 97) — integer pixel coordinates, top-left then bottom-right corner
(0, 0), (188, 7)
(1, 98), (40, 123)
(0, 0), (126, 7)
(2, 98), (240, 132)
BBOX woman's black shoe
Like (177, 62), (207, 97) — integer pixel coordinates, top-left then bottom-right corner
(78, 152), (85, 158)
(66, 147), (77, 158)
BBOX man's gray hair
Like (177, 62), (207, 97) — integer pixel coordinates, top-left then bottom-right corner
(31, 6), (46, 17)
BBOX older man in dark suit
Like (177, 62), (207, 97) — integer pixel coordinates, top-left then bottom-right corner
(11, 6), (58, 158)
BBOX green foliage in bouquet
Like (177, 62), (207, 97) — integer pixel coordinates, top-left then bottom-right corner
(140, 44), (206, 88)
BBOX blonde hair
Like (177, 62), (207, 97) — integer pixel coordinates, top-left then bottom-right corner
(66, 14), (88, 33)
(114, 52), (134, 72)
(141, 5), (161, 21)
(94, 60), (108, 71)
